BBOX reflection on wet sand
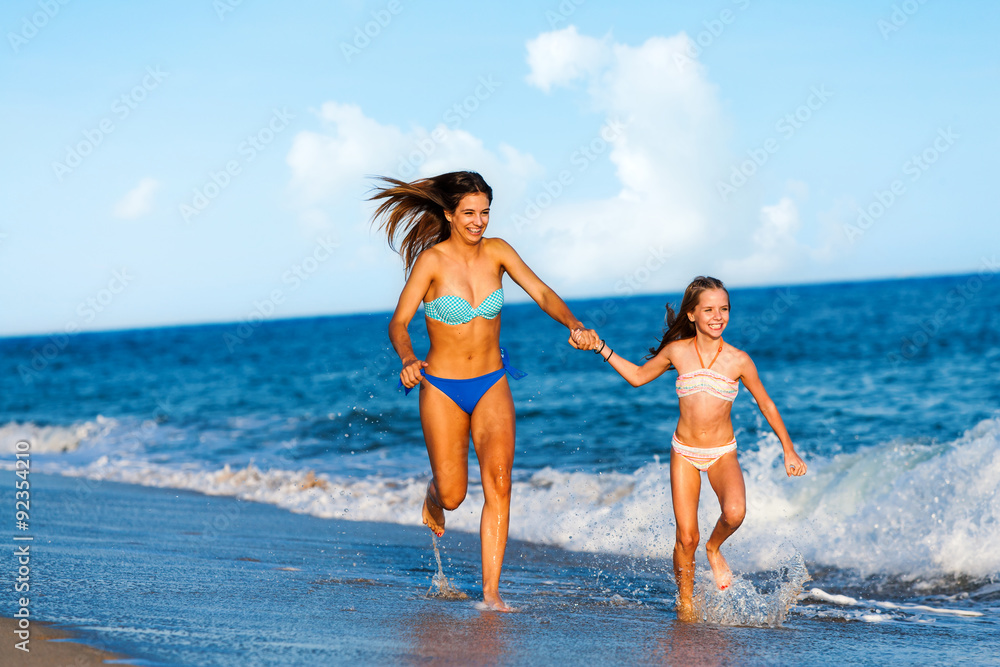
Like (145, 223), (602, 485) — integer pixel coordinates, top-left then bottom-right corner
(654, 618), (738, 667)
(409, 606), (511, 664)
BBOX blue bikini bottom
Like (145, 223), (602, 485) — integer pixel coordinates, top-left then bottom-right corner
(401, 347), (525, 415)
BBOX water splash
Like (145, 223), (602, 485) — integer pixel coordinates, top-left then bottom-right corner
(693, 553), (810, 627)
(425, 535), (468, 601)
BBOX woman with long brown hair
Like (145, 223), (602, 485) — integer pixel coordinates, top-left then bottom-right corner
(579, 276), (806, 621)
(372, 170), (598, 610)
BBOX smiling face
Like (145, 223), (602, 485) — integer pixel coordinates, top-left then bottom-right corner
(444, 192), (490, 244)
(687, 288), (730, 338)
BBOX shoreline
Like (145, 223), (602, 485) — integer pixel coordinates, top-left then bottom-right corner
(2, 472), (995, 666)
(1, 616), (137, 666)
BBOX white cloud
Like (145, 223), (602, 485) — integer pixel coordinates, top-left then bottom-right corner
(517, 27), (825, 294)
(285, 102), (543, 232)
(524, 26), (609, 93)
(519, 28), (737, 294)
(113, 178), (160, 219)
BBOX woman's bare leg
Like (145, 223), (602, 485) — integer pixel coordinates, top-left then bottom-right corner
(704, 451), (746, 590)
(470, 377), (516, 611)
(418, 381), (473, 536)
(670, 451), (702, 621)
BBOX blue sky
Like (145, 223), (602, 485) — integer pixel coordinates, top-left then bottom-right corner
(2, 0), (997, 336)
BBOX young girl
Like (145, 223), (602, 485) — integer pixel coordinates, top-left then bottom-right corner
(580, 276), (806, 621)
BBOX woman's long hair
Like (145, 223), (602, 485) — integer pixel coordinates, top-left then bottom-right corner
(368, 171), (493, 272)
(646, 276), (729, 367)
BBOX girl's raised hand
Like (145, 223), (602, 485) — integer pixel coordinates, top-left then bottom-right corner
(784, 449), (807, 477)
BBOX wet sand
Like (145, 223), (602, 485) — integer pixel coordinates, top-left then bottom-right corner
(0, 616), (136, 665)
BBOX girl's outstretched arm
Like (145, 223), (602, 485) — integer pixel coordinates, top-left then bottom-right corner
(738, 353), (807, 477)
(591, 338), (673, 387)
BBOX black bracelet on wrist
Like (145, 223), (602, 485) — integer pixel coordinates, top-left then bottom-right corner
(603, 348), (613, 362)
(593, 339), (606, 355)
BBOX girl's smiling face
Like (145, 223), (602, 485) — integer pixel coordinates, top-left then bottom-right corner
(444, 192), (490, 244)
(687, 288), (730, 337)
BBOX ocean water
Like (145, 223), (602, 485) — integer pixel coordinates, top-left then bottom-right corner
(2, 274), (1000, 651)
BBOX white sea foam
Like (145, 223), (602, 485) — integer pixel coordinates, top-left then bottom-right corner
(29, 416), (1000, 581)
(0, 418), (114, 455)
(800, 587), (983, 622)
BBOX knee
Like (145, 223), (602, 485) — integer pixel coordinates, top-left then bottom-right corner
(483, 468), (512, 501)
(675, 529), (699, 553)
(436, 487), (467, 511)
(722, 503), (746, 529)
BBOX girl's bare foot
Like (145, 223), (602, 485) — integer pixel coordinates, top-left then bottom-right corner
(706, 547), (732, 590)
(676, 599), (699, 622)
(422, 483), (445, 537)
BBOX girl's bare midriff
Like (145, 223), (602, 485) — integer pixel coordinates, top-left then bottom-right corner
(675, 394), (735, 446)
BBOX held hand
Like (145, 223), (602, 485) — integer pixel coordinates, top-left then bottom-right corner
(400, 359), (428, 389)
(784, 450), (807, 477)
(569, 327), (599, 350)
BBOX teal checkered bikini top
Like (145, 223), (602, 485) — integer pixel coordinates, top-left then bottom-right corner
(423, 288), (504, 325)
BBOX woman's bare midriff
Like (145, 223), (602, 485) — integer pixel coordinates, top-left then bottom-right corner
(423, 317), (503, 378)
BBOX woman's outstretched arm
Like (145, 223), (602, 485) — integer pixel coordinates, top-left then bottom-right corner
(738, 353), (807, 477)
(388, 253), (435, 388)
(494, 239), (598, 349)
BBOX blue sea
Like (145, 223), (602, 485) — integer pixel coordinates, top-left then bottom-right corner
(2, 274), (999, 664)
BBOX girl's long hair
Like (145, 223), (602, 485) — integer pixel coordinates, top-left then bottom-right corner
(368, 171), (493, 272)
(646, 276), (729, 367)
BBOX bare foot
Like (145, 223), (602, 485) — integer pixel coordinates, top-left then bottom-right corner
(422, 484), (445, 537)
(706, 547), (732, 590)
(676, 600), (699, 622)
(482, 592), (513, 612)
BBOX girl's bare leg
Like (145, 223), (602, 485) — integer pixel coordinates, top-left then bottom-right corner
(704, 451), (746, 590)
(470, 377), (516, 611)
(418, 382), (473, 536)
(670, 452), (703, 621)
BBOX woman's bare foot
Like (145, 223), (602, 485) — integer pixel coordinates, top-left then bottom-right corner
(422, 483), (445, 537)
(706, 547), (732, 590)
(676, 599), (699, 622)
(482, 592), (513, 612)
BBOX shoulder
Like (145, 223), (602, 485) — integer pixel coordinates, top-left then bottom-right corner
(484, 237), (515, 255)
(726, 344), (756, 375)
(658, 338), (689, 364)
(410, 245), (445, 277)
(483, 237), (521, 267)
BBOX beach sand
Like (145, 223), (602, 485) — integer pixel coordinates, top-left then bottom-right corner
(1, 616), (136, 665)
(2, 471), (994, 666)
